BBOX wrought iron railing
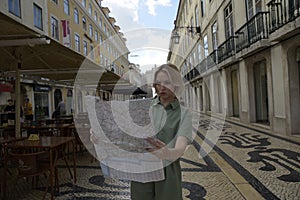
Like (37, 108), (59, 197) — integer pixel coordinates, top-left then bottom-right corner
(207, 50), (218, 68)
(198, 58), (207, 74)
(268, 0), (300, 33)
(235, 12), (269, 53)
(183, 1), (300, 82)
(217, 36), (236, 62)
(184, 67), (199, 81)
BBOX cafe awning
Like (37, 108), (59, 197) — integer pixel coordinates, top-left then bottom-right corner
(0, 12), (128, 88)
(0, 82), (13, 92)
(0, 11), (131, 136)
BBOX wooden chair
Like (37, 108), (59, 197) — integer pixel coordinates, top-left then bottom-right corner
(4, 147), (58, 200)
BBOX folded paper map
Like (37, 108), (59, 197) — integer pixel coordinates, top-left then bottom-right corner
(84, 96), (165, 183)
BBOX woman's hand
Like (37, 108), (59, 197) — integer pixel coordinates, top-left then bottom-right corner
(146, 136), (189, 161)
(90, 128), (100, 144)
(145, 137), (171, 160)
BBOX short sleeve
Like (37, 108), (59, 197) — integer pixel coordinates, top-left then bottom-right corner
(177, 107), (193, 144)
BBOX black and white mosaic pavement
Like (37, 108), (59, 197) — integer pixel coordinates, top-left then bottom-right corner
(2, 114), (300, 199)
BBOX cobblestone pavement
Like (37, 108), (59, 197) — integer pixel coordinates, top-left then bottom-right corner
(2, 113), (300, 199)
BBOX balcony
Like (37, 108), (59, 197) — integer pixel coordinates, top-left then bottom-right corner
(268, 0), (300, 33)
(217, 36), (236, 62)
(183, 1), (299, 82)
(235, 12), (269, 53)
(207, 50), (218, 68)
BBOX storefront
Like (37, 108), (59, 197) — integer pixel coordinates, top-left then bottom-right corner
(34, 85), (51, 120)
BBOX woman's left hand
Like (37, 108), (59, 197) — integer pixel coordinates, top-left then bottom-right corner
(146, 137), (170, 160)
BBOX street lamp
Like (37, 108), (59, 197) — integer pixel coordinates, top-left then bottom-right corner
(171, 26), (201, 44)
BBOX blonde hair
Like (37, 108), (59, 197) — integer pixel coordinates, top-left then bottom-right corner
(153, 63), (184, 97)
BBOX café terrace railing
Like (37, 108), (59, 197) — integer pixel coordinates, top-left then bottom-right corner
(184, 1), (299, 82)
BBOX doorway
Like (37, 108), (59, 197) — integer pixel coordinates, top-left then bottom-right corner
(253, 61), (269, 124)
(231, 70), (240, 117)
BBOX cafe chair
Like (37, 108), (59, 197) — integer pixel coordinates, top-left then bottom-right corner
(57, 143), (73, 181)
(4, 148), (58, 200)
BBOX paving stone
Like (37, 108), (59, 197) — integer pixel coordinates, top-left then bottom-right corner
(1, 113), (299, 199)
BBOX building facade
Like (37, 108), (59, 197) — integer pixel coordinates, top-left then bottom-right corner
(168, 0), (300, 136)
(0, 0), (132, 120)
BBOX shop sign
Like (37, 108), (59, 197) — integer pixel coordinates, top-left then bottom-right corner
(0, 83), (13, 92)
(34, 85), (50, 92)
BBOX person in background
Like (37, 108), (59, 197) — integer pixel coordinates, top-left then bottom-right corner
(54, 97), (66, 117)
(23, 98), (33, 121)
(4, 99), (15, 121)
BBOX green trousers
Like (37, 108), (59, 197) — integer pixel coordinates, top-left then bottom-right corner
(131, 161), (183, 200)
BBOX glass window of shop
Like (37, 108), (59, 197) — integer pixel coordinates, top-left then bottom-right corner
(34, 85), (50, 120)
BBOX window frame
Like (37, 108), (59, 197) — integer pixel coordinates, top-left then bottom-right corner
(211, 21), (218, 50)
(50, 16), (59, 40)
(89, 24), (93, 37)
(74, 8), (79, 24)
(64, 0), (70, 15)
(8, 0), (21, 17)
(33, 3), (43, 30)
(224, 2), (234, 39)
(83, 40), (88, 56)
(82, 16), (86, 31)
(74, 33), (80, 52)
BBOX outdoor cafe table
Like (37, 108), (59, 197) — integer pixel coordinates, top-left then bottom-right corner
(3, 136), (76, 200)
(22, 123), (72, 136)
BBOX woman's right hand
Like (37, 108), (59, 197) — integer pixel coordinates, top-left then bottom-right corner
(90, 128), (100, 144)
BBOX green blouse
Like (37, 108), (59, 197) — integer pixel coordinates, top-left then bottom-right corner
(131, 97), (193, 200)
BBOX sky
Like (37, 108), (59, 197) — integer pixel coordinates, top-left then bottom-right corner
(101, 0), (179, 73)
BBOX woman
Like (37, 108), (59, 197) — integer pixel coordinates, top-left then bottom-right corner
(130, 63), (193, 200)
(91, 63), (193, 200)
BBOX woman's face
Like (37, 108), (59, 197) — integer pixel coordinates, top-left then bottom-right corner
(155, 71), (175, 103)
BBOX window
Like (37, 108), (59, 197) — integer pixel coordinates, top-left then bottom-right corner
(90, 45), (94, 59)
(89, 24), (93, 36)
(82, 16), (86, 30)
(95, 30), (98, 41)
(247, 0), (262, 19)
(224, 2), (234, 39)
(52, 0), (58, 4)
(100, 35), (103, 45)
(33, 4), (42, 30)
(88, 3), (92, 15)
(64, 0), (69, 15)
(201, 0), (205, 17)
(74, 8), (79, 24)
(51, 16), (59, 39)
(94, 11), (98, 21)
(198, 44), (202, 62)
(99, 17), (102, 27)
(212, 21), (218, 50)
(8, 0), (21, 17)
(195, 5), (199, 27)
(204, 35), (208, 57)
(82, 0), (86, 7)
(75, 34), (80, 52)
(83, 40), (87, 56)
(100, 53), (103, 65)
(104, 24), (106, 33)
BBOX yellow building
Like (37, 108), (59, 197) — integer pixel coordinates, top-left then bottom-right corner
(0, 0), (132, 118)
(47, 0), (129, 76)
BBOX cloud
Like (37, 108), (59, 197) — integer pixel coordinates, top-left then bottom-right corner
(145, 0), (172, 16)
(102, 0), (140, 22)
(101, 1), (174, 71)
